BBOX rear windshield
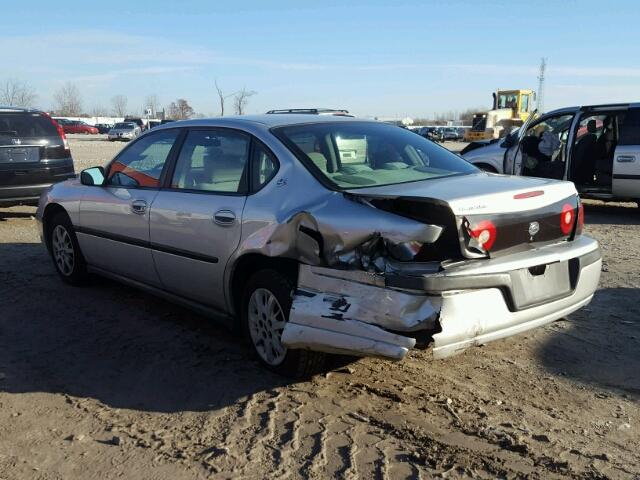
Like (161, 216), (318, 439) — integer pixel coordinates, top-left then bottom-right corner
(273, 121), (477, 189)
(114, 123), (135, 129)
(0, 112), (58, 137)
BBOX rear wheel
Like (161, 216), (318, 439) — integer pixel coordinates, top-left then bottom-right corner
(47, 212), (88, 285)
(241, 269), (325, 378)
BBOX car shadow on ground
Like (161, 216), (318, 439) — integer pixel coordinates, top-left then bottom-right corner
(0, 242), (347, 414)
(536, 287), (640, 399)
(584, 201), (640, 226)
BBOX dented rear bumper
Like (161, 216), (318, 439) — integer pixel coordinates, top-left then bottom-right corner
(281, 235), (601, 360)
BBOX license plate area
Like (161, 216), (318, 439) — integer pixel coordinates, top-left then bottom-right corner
(0, 146), (40, 163)
(509, 260), (574, 310)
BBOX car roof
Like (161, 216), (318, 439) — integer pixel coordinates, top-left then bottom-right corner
(0, 106), (43, 113)
(153, 114), (372, 131)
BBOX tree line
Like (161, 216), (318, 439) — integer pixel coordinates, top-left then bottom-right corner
(0, 79), (259, 120)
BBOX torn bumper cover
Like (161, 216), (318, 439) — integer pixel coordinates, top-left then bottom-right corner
(281, 235), (601, 360)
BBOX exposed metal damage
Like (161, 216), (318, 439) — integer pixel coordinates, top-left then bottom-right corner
(238, 192), (445, 272)
(240, 190), (601, 361)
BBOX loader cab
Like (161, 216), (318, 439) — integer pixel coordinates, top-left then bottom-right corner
(503, 103), (640, 202)
(494, 90), (535, 120)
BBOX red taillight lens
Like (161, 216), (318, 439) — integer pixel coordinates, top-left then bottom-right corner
(576, 202), (585, 235)
(41, 113), (70, 154)
(560, 203), (575, 235)
(468, 219), (497, 251)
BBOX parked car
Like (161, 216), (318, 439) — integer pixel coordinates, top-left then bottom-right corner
(36, 115), (601, 376)
(442, 127), (462, 141)
(95, 123), (114, 134)
(420, 126), (444, 143)
(107, 122), (140, 141)
(148, 120), (161, 129)
(62, 121), (99, 135)
(0, 107), (75, 207)
(124, 117), (147, 132)
(463, 103), (640, 206)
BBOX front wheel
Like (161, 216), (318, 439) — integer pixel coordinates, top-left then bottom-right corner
(47, 212), (88, 285)
(241, 269), (325, 378)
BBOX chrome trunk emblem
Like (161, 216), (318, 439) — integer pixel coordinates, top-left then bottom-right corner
(528, 221), (540, 238)
(11, 138), (21, 145)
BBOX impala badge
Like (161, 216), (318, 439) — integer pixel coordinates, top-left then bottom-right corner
(528, 221), (540, 238)
(11, 138), (21, 145)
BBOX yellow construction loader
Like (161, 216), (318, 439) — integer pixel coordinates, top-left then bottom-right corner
(464, 89), (535, 142)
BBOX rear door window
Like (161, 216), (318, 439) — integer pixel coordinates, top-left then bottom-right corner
(170, 129), (250, 193)
(0, 113), (58, 138)
(619, 108), (640, 145)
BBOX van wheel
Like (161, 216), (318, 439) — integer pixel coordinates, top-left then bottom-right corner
(47, 212), (88, 286)
(241, 269), (325, 378)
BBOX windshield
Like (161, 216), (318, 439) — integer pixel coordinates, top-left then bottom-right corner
(273, 121), (477, 189)
(114, 123), (134, 129)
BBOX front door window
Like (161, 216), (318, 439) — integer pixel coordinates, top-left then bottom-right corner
(107, 129), (180, 188)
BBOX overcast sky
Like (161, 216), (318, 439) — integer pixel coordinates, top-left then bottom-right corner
(3, 0), (639, 117)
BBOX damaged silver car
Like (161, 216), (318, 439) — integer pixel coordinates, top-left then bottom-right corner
(36, 115), (601, 376)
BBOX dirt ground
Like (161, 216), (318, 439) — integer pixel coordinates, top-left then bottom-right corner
(0, 135), (638, 479)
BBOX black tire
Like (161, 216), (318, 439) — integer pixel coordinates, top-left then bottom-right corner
(241, 269), (326, 378)
(47, 211), (88, 286)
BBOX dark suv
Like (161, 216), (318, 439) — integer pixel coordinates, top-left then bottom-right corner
(0, 107), (75, 207)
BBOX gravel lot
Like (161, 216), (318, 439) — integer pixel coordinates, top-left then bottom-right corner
(1, 135), (639, 479)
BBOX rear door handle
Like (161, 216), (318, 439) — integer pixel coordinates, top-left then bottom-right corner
(131, 199), (147, 215)
(213, 209), (236, 226)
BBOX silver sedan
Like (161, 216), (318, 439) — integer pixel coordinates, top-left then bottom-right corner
(36, 115), (601, 377)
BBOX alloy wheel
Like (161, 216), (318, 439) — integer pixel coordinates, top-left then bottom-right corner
(247, 288), (287, 366)
(52, 225), (75, 276)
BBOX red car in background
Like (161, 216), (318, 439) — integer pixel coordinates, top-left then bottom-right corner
(60, 120), (98, 134)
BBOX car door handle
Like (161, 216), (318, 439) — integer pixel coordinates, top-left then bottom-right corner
(131, 199), (147, 215)
(616, 155), (636, 163)
(213, 209), (236, 226)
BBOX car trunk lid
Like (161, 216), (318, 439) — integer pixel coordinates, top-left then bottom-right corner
(346, 173), (581, 260)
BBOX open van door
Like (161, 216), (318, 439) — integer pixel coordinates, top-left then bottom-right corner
(612, 106), (640, 198)
(503, 109), (537, 175)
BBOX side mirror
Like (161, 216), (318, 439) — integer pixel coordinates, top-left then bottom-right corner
(80, 166), (105, 186)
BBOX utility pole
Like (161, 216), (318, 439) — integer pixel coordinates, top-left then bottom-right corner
(537, 57), (546, 113)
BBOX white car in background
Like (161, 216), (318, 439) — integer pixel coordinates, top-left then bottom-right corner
(107, 122), (141, 142)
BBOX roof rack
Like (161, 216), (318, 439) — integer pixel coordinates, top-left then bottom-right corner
(265, 108), (352, 116)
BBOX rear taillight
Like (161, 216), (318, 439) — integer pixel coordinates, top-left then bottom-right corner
(467, 219), (497, 251)
(575, 201), (585, 236)
(41, 113), (70, 154)
(560, 203), (575, 235)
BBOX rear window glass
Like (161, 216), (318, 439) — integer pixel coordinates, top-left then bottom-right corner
(114, 123), (135, 129)
(0, 113), (58, 137)
(273, 121), (477, 189)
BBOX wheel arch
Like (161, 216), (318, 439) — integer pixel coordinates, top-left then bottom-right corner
(42, 203), (71, 251)
(228, 253), (300, 318)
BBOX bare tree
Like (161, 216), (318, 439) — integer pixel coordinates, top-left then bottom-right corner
(111, 95), (128, 117)
(0, 79), (37, 107)
(143, 94), (160, 117)
(168, 99), (194, 120)
(233, 87), (257, 115)
(214, 79), (237, 116)
(53, 82), (82, 116)
(90, 105), (109, 116)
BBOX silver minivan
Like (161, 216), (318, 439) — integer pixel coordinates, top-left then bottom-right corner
(465, 103), (640, 206)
